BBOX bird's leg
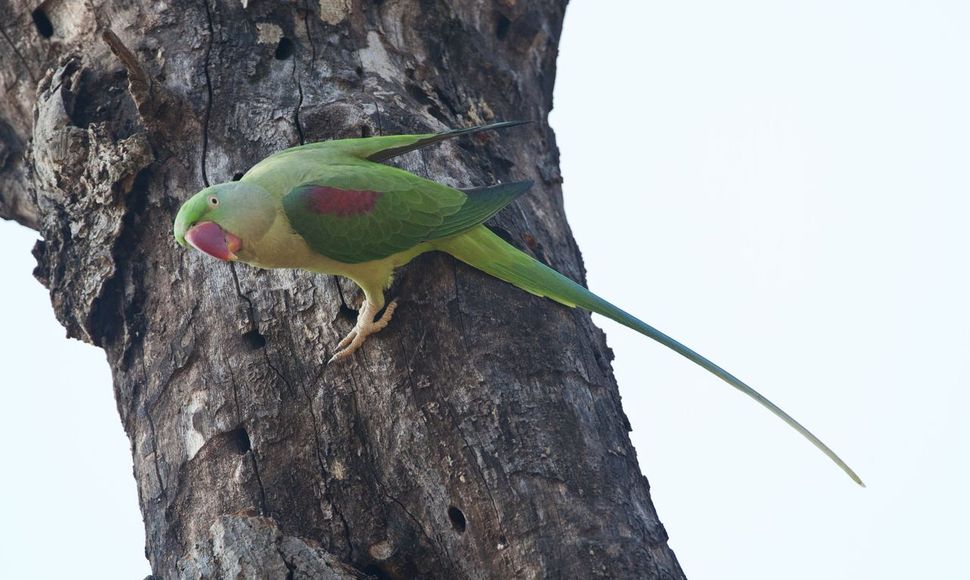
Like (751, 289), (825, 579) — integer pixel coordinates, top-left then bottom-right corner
(329, 298), (400, 364)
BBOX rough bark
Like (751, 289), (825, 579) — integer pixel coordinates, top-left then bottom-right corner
(0, 1), (686, 578)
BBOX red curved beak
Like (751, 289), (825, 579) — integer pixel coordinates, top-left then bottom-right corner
(185, 221), (242, 261)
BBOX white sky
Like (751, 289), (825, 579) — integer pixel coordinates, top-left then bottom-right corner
(2, 1), (968, 577)
(552, 1), (970, 578)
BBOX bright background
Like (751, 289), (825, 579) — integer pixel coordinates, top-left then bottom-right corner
(2, 1), (968, 577)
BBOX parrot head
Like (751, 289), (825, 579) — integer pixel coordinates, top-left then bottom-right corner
(174, 182), (276, 262)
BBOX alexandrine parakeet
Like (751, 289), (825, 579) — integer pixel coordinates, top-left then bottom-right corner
(173, 122), (863, 486)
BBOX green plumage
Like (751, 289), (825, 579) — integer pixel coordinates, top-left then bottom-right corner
(173, 121), (863, 486)
(280, 166), (532, 264)
(436, 227), (863, 485)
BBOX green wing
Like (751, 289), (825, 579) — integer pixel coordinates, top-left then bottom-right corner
(282, 164), (532, 264)
(363, 121), (529, 162)
(275, 121), (528, 164)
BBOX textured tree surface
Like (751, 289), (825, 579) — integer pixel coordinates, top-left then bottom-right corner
(0, 0), (686, 578)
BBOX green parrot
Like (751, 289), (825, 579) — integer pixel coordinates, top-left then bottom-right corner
(173, 121), (863, 486)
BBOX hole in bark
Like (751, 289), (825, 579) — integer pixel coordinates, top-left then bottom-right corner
(495, 14), (511, 40)
(284, 559), (296, 580)
(355, 65), (364, 76)
(338, 302), (358, 323)
(232, 171), (245, 181)
(242, 329), (267, 350)
(225, 427), (252, 454)
(448, 506), (466, 533)
(274, 37), (295, 60)
(32, 8), (54, 38)
(361, 565), (393, 580)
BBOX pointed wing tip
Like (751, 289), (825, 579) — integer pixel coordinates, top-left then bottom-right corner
(366, 121), (533, 163)
(441, 120), (533, 136)
(491, 119), (532, 129)
(477, 120), (532, 133)
(506, 178), (535, 193)
(460, 179), (534, 198)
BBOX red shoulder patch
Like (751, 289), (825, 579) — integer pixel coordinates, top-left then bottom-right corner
(305, 186), (382, 217)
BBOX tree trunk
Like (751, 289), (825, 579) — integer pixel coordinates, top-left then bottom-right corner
(0, 0), (685, 578)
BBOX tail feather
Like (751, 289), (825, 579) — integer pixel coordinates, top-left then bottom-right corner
(435, 225), (864, 486)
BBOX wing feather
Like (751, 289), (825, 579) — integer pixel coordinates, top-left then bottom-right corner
(282, 166), (532, 264)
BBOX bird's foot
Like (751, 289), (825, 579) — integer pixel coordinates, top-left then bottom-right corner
(328, 299), (399, 364)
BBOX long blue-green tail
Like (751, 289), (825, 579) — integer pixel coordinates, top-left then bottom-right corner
(435, 225), (863, 486)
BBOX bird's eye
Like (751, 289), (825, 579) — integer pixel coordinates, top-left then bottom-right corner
(208, 196), (219, 207)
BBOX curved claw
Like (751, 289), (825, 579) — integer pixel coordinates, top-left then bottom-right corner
(328, 348), (354, 365)
(327, 299), (400, 365)
(336, 328), (359, 351)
